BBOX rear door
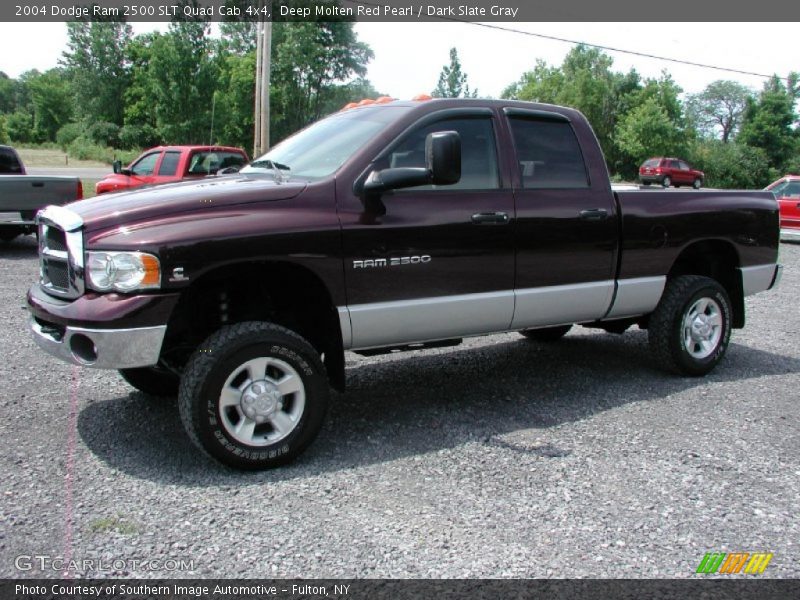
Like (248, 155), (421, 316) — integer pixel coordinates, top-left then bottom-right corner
(339, 109), (516, 349)
(504, 108), (617, 329)
(678, 161), (694, 185)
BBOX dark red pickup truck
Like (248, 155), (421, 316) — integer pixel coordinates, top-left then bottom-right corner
(27, 99), (781, 469)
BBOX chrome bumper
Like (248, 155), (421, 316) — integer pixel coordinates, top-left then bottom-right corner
(780, 228), (800, 241)
(30, 318), (166, 369)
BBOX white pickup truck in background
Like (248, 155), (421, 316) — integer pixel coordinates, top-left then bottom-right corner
(0, 145), (83, 242)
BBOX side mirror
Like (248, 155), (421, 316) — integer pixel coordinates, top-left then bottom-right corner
(112, 160), (122, 174)
(218, 166), (241, 175)
(363, 131), (462, 196)
(426, 130), (461, 186)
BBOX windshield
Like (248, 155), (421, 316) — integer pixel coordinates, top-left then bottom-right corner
(242, 106), (412, 180)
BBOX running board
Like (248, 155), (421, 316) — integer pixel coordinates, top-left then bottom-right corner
(354, 338), (463, 357)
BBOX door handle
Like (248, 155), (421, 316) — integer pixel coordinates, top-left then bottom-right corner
(579, 208), (609, 221)
(31, 182), (44, 188)
(471, 212), (509, 225)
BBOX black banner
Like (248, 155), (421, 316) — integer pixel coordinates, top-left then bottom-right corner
(3, 0), (800, 22)
(4, 579), (800, 600)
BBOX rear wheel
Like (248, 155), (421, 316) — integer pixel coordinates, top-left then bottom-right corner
(642, 181), (651, 187)
(119, 366), (180, 397)
(662, 176), (672, 188)
(648, 275), (732, 376)
(178, 321), (329, 470)
(520, 324), (572, 342)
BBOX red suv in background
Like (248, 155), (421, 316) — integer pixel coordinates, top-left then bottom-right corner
(95, 145), (248, 195)
(639, 157), (704, 189)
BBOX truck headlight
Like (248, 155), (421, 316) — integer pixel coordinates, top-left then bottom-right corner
(86, 251), (161, 292)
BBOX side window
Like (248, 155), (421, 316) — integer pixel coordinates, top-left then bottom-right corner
(130, 152), (160, 176)
(157, 151), (181, 176)
(679, 161), (691, 170)
(669, 160), (680, 169)
(385, 117), (499, 190)
(508, 117), (589, 189)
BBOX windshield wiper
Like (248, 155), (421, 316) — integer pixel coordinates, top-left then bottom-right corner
(249, 159), (291, 171)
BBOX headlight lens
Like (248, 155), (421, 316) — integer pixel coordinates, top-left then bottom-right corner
(86, 251), (160, 292)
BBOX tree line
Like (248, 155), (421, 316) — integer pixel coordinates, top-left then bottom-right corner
(0, 22), (797, 188)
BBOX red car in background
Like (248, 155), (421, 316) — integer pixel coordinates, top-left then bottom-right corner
(95, 145), (249, 195)
(639, 157), (705, 189)
(766, 175), (800, 241)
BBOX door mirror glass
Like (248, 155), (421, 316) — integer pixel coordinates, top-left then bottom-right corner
(112, 160), (122, 174)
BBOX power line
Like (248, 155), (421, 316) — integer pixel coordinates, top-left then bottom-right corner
(465, 22), (782, 81)
(344, 0), (787, 82)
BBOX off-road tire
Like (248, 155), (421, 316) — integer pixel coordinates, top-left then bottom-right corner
(119, 366), (180, 397)
(648, 275), (732, 376)
(178, 321), (329, 470)
(520, 324), (573, 342)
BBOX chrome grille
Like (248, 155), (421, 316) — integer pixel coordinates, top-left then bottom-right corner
(37, 206), (84, 299)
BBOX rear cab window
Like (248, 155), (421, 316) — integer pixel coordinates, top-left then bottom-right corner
(187, 151), (247, 175)
(0, 147), (24, 174)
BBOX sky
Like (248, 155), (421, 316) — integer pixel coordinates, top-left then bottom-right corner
(0, 21), (796, 100)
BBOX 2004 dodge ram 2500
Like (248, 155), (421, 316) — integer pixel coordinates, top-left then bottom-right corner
(27, 99), (782, 469)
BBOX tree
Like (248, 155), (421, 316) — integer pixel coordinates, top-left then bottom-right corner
(738, 75), (799, 172)
(0, 114), (8, 144)
(62, 21), (133, 126)
(686, 80), (753, 143)
(0, 72), (15, 114)
(25, 69), (73, 142)
(688, 140), (770, 189)
(269, 21), (374, 142)
(615, 97), (686, 164)
(432, 48), (477, 98)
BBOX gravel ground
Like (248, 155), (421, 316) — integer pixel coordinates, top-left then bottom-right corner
(1, 234), (798, 579)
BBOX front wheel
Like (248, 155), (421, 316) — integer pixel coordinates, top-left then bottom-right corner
(693, 178), (702, 189)
(648, 275), (732, 376)
(178, 322), (329, 470)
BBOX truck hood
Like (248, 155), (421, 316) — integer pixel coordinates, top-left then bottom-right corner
(68, 175), (307, 232)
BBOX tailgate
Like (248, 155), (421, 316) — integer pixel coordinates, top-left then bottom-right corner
(0, 176), (81, 215)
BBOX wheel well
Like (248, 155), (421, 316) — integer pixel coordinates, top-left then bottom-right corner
(667, 240), (744, 328)
(162, 261), (346, 391)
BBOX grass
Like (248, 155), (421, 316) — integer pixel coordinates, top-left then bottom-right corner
(16, 147), (108, 169)
(81, 179), (100, 199)
(86, 515), (140, 535)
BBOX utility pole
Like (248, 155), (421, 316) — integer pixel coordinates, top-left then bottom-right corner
(253, 2), (272, 157)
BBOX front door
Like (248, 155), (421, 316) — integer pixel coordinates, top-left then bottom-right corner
(338, 111), (515, 350)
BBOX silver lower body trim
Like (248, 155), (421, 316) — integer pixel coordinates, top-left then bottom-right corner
(511, 280), (614, 330)
(605, 276), (666, 319)
(739, 264), (780, 297)
(30, 318), (166, 369)
(347, 290), (514, 350)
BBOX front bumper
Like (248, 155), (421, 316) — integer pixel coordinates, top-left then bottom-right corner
(27, 283), (180, 369)
(30, 317), (166, 369)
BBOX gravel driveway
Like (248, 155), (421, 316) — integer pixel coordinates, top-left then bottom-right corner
(1, 235), (798, 579)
